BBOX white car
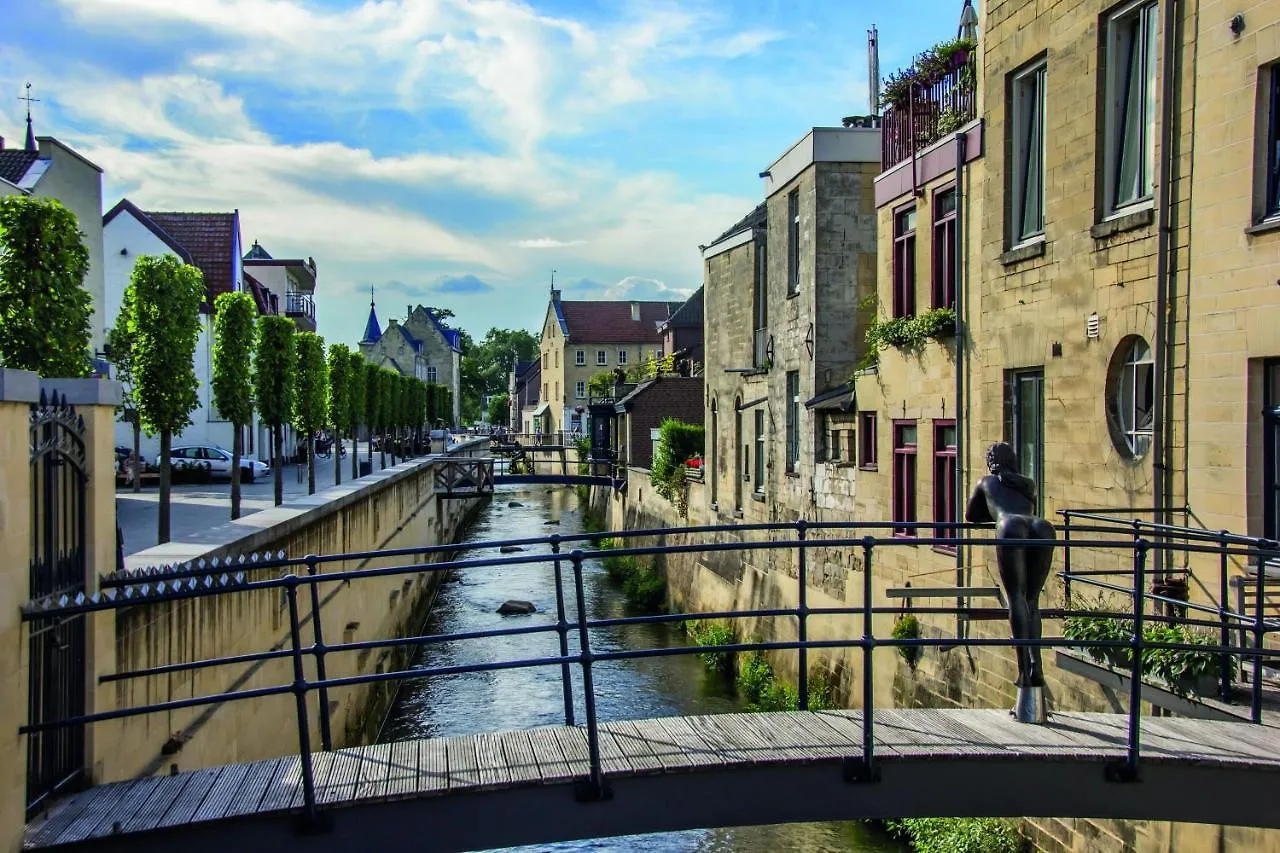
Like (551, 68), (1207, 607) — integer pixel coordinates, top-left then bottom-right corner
(154, 446), (271, 483)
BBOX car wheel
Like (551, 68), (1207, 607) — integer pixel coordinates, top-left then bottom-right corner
(242, 466), (255, 484)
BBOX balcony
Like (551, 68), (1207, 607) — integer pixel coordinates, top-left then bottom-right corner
(880, 57), (976, 171)
(285, 291), (316, 331)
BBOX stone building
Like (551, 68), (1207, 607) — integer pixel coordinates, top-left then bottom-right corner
(660, 287), (705, 367)
(537, 290), (679, 434)
(242, 241), (317, 333)
(358, 296), (463, 426)
(612, 376), (705, 470)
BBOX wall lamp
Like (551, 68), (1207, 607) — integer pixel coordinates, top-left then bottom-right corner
(758, 170), (771, 178)
(1230, 14), (1245, 36)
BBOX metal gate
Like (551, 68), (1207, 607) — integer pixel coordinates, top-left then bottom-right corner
(27, 391), (88, 816)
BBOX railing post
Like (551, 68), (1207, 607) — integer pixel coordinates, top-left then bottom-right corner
(1253, 546), (1266, 724)
(1108, 538), (1147, 784)
(1218, 531), (1233, 704)
(285, 577), (321, 826)
(1062, 513), (1073, 605)
(796, 519), (809, 711)
(569, 550), (609, 800)
(550, 535), (575, 726)
(305, 555), (333, 752)
(845, 536), (880, 784)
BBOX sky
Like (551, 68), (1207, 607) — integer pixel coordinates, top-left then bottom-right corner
(2, 0), (968, 347)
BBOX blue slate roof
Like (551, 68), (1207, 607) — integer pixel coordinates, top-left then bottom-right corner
(361, 303), (382, 343)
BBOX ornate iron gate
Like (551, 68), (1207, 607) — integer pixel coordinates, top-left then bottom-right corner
(27, 391), (88, 816)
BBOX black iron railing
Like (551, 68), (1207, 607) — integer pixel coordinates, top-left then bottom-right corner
(880, 63), (976, 171)
(18, 519), (1280, 824)
(285, 292), (315, 321)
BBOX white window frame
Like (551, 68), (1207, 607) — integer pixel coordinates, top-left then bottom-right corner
(1113, 337), (1154, 457)
(575, 380), (586, 399)
(596, 350), (607, 366)
(1011, 60), (1047, 245)
(1103, 0), (1159, 218)
(617, 350), (628, 365)
(576, 349), (586, 366)
(427, 366), (437, 383)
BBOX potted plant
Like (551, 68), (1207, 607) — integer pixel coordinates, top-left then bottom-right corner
(892, 613), (923, 671)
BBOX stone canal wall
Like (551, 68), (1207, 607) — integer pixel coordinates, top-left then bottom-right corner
(592, 472), (1280, 853)
(88, 441), (489, 787)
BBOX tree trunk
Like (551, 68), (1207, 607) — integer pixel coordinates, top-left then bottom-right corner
(368, 428), (374, 469)
(352, 430), (359, 480)
(335, 428), (342, 486)
(131, 417), (141, 493)
(380, 428), (386, 469)
(390, 428), (397, 467)
(273, 424), (284, 506)
(158, 429), (172, 544)
(307, 431), (316, 495)
(231, 423), (243, 520)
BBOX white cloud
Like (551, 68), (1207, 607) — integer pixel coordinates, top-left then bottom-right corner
(514, 238), (586, 249)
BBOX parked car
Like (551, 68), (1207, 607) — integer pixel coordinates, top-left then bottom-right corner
(153, 446), (271, 483)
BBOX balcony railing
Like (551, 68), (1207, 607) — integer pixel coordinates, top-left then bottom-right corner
(880, 63), (976, 171)
(286, 292), (315, 321)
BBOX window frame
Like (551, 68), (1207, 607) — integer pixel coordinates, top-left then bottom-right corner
(858, 411), (878, 470)
(785, 371), (800, 474)
(754, 408), (766, 492)
(427, 366), (437, 384)
(754, 235), (769, 367)
(1264, 65), (1280, 221)
(933, 420), (958, 550)
(787, 189), (800, 296)
(575, 380), (586, 399)
(1106, 336), (1155, 458)
(892, 420), (919, 538)
(617, 350), (628, 365)
(1003, 368), (1046, 513)
(932, 187), (957, 310)
(1010, 59), (1048, 245)
(596, 350), (607, 366)
(1264, 360), (1280, 543)
(575, 349), (586, 366)
(893, 205), (917, 318)
(1103, 0), (1159, 218)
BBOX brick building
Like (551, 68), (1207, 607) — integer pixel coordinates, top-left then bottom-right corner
(612, 376), (705, 470)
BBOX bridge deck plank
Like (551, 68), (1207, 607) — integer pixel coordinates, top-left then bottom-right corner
(155, 766), (222, 828)
(26, 780), (123, 846)
(631, 718), (696, 771)
(596, 726), (637, 774)
(352, 742), (394, 801)
(604, 719), (663, 774)
(320, 750), (362, 805)
(550, 726), (592, 777)
(649, 716), (726, 768)
(46, 778), (149, 845)
(418, 738), (450, 794)
(383, 740), (420, 799)
(444, 735), (481, 790)
(83, 776), (168, 840)
(475, 732), (513, 788)
(499, 730), (543, 784)
(700, 714), (789, 764)
(526, 727), (574, 781)
(257, 756), (307, 814)
(189, 762), (252, 823)
(118, 772), (191, 834)
(758, 711), (858, 760)
(223, 759), (283, 817)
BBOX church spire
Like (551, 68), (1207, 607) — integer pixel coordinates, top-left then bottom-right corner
(20, 83), (39, 152)
(361, 285), (382, 344)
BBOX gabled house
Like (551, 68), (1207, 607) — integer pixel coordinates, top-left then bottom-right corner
(243, 240), (317, 332)
(509, 359), (542, 434)
(1, 127), (106, 353)
(660, 287), (705, 368)
(358, 297), (463, 425)
(102, 199), (277, 460)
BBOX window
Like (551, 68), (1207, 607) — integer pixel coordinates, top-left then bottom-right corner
(1105, 336), (1154, 458)
(1104, 1), (1158, 214)
(754, 236), (769, 367)
(1264, 66), (1280, 220)
(754, 409), (766, 493)
(597, 350), (607, 366)
(1264, 360), (1280, 542)
(653, 349), (663, 362)
(427, 366), (437, 384)
(735, 402), (744, 510)
(1004, 368), (1045, 512)
(932, 188), (957, 309)
(893, 206), (917, 318)
(554, 382), (559, 400)
(575, 380), (586, 399)
(785, 371), (800, 473)
(858, 411), (878, 469)
(617, 350), (628, 365)
(893, 422), (918, 536)
(576, 349), (586, 366)
(554, 350), (559, 368)
(1011, 61), (1047, 243)
(829, 421), (842, 462)
(787, 189), (800, 295)
(710, 400), (719, 506)
(542, 353), (547, 369)
(933, 421), (957, 546)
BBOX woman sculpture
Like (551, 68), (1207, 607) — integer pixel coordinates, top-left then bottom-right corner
(965, 442), (1056, 722)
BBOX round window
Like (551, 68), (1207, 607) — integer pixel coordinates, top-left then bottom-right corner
(1105, 336), (1154, 459)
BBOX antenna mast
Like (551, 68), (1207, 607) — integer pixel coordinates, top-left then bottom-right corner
(867, 26), (881, 116)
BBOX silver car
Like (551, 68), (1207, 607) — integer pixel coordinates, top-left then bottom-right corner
(155, 446), (271, 483)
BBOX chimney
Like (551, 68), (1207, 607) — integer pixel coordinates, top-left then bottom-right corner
(630, 301), (640, 322)
(0, 135), (5, 150)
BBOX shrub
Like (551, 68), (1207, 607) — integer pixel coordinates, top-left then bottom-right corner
(735, 649), (833, 711)
(884, 818), (1023, 853)
(860, 308), (957, 371)
(892, 613), (923, 671)
(1062, 606), (1225, 695)
(650, 417), (705, 516)
(595, 537), (666, 612)
(686, 621), (736, 675)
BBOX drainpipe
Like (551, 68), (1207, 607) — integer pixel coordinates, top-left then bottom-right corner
(953, 130), (968, 614)
(1152, 0), (1181, 575)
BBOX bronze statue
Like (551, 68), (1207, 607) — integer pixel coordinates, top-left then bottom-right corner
(965, 442), (1056, 723)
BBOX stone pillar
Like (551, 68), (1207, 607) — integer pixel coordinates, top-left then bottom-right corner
(37, 378), (122, 789)
(0, 369), (39, 853)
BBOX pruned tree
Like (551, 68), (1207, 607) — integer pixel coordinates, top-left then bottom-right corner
(106, 288), (142, 492)
(127, 255), (205, 544)
(328, 343), (351, 487)
(212, 291), (257, 519)
(379, 367), (396, 467)
(254, 315), (296, 506)
(293, 331), (328, 495)
(0, 196), (92, 376)
(348, 351), (366, 480)
(364, 362), (381, 470)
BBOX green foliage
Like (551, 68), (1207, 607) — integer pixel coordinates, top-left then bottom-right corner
(346, 351), (366, 435)
(860, 307), (957, 371)
(0, 196), (92, 376)
(574, 435), (591, 475)
(363, 363), (381, 431)
(293, 332), (328, 435)
(735, 650), (834, 711)
(254, 315), (296, 428)
(211, 291), (257, 427)
(892, 613), (923, 671)
(884, 818), (1023, 853)
(587, 370), (615, 398)
(595, 538), (667, 612)
(650, 418), (705, 515)
(128, 255), (205, 435)
(625, 352), (676, 383)
(878, 36), (977, 110)
(379, 367), (397, 432)
(106, 287), (139, 420)
(488, 392), (510, 424)
(327, 344), (351, 432)
(685, 620), (736, 675)
(459, 326), (540, 423)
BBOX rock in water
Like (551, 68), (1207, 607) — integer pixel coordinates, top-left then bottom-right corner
(544, 519), (560, 526)
(499, 545), (525, 553)
(497, 600), (536, 615)
(508, 501), (524, 508)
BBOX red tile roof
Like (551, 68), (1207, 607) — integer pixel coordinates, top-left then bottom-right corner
(559, 300), (681, 344)
(143, 211), (239, 302)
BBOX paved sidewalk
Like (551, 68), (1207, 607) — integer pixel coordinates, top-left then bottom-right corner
(116, 442), (396, 555)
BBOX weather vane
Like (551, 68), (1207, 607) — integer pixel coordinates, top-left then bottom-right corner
(19, 81), (40, 117)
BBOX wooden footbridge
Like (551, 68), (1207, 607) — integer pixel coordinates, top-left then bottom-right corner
(434, 449), (621, 498)
(17, 519), (1280, 851)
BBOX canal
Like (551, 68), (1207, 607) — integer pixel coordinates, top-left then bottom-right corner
(381, 485), (898, 853)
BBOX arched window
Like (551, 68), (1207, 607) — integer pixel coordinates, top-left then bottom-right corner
(710, 400), (719, 507)
(1105, 336), (1154, 458)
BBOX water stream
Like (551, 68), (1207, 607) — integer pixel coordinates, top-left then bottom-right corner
(381, 485), (897, 853)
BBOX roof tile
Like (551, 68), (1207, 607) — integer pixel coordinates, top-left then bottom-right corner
(143, 211), (238, 301)
(559, 300), (682, 344)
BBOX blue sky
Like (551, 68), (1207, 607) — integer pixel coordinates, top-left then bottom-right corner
(2, 0), (969, 346)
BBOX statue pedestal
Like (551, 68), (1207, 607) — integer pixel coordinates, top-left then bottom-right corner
(1013, 686), (1047, 724)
